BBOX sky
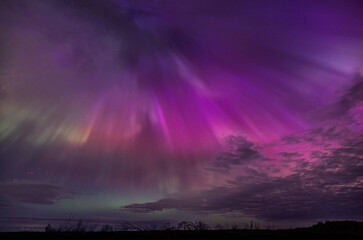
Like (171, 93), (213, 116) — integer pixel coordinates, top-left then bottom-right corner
(0, 0), (363, 231)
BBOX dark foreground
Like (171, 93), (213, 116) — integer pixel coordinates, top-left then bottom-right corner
(1, 230), (362, 240)
(1, 221), (363, 239)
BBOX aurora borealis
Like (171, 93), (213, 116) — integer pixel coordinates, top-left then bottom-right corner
(0, 0), (363, 231)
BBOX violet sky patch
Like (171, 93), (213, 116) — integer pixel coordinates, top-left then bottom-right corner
(0, 0), (363, 231)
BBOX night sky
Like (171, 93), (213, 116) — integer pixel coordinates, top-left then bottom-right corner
(0, 0), (363, 231)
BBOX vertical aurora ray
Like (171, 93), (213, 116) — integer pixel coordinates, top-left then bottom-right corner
(0, 0), (363, 230)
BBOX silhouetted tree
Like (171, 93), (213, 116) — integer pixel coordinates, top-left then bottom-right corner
(45, 224), (55, 232)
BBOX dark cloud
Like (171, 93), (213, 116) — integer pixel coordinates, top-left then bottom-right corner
(0, 202), (27, 210)
(329, 74), (363, 118)
(279, 152), (303, 158)
(281, 127), (345, 146)
(211, 136), (262, 171)
(123, 80), (363, 221)
(0, 180), (78, 205)
(309, 74), (363, 126)
(123, 135), (363, 220)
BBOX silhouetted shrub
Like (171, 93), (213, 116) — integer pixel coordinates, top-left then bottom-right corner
(100, 224), (114, 232)
(176, 221), (210, 230)
(45, 224), (55, 232)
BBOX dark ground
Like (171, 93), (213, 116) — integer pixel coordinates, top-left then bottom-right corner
(1, 221), (362, 239)
(0, 230), (362, 240)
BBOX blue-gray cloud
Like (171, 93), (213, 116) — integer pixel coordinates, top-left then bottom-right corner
(0, 180), (78, 205)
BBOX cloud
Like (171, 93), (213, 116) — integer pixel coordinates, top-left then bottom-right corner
(279, 152), (303, 158)
(329, 74), (363, 118)
(123, 137), (363, 220)
(0, 202), (27, 210)
(210, 136), (262, 171)
(0, 180), (78, 205)
(309, 74), (363, 127)
(123, 77), (363, 221)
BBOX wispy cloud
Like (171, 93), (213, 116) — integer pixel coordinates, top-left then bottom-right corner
(0, 203), (27, 210)
(0, 180), (78, 205)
